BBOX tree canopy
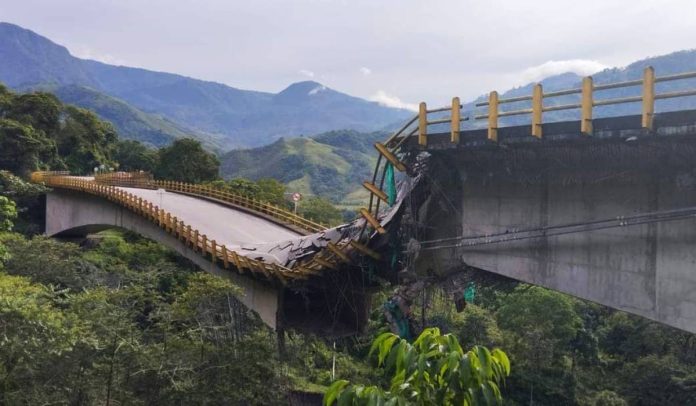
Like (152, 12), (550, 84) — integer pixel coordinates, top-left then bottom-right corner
(0, 86), (118, 175)
(155, 138), (220, 183)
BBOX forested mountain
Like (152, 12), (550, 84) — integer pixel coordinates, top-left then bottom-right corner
(221, 130), (385, 208)
(0, 22), (411, 149)
(38, 84), (225, 150)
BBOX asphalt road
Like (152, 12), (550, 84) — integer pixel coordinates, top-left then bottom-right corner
(120, 187), (301, 249)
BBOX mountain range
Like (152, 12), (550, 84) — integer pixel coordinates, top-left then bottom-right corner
(4, 21), (696, 206)
(221, 49), (696, 206)
(0, 22), (411, 150)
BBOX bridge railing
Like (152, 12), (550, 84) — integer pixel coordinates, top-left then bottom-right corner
(34, 172), (370, 283)
(153, 180), (326, 234)
(384, 66), (696, 148)
(33, 172), (310, 285)
(360, 66), (696, 247)
(90, 172), (326, 234)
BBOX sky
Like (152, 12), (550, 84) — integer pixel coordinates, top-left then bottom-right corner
(2, 0), (696, 110)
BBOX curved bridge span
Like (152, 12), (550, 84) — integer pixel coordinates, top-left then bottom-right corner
(35, 173), (401, 334)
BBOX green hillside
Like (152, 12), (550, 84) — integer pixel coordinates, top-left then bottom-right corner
(34, 84), (225, 151)
(220, 130), (386, 208)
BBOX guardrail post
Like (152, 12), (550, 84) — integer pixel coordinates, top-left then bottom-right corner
(221, 245), (229, 268)
(642, 66), (655, 130)
(581, 76), (593, 135)
(488, 91), (498, 142)
(532, 84), (543, 138)
(211, 240), (217, 264)
(192, 230), (199, 252)
(451, 97), (460, 144)
(418, 102), (427, 146)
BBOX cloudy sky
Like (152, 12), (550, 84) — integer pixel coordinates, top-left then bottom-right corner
(2, 0), (695, 109)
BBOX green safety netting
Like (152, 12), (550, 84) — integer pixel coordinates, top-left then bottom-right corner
(464, 282), (476, 303)
(384, 299), (411, 339)
(385, 162), (397, 206)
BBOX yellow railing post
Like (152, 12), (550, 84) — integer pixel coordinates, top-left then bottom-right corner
(642, 66), (655, 130)
(221, 245), (229, 268)
(488, 91), (498, 142)
(451, 97), (460, 144)
(581, 76), (593, 135)
(418, 102), (427, 146)
(211, 240), (217, 264)
(532, 84), (543, 138)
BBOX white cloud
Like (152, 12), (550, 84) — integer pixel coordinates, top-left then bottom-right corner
(69, 44), (127, 65)
(369, 90), (418, 111)
(520, 59), (609, 83)
(299, 69), (315, 78)
(308, 85), (327, 95)
(359, 66), (372, 76)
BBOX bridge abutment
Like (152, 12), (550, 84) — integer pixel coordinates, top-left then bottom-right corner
(414, 135), (696, 333)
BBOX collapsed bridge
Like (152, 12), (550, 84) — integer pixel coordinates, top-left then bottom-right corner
(35, 66), (696, 335)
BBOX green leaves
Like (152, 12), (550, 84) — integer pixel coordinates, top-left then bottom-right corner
(325, 328), (510, 405)
(324, 380), (350, 406)
(0, 195), (17, 231)
(156, 138), (220, 183)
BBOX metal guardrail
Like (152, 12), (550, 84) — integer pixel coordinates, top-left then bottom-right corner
(32, 172), (362, 283)
(91, 172), (326, 234)
(382, 66), (696, 147)
(358, 67), (696, 253)
(31, 172), (308, 285)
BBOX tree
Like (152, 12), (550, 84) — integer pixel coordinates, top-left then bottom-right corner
(114, 140), (158, 172)
(495, 286), (581, 404)
(256, 178), (286, 206)
(6, 92), (61, 136)
(300, 196), (343, 226)
(0, 196), (17, 231)
(155, 138), (220, 183)
(57, 106), (118, 173)
(0, 118), (58, 175)
(324, 328), (510, 405)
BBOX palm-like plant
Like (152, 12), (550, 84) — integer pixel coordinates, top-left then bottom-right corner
(324, 327), (510, 406)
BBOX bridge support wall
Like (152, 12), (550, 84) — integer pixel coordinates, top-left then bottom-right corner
(46, 190), (280, 329)
(416, 136), (696, 333)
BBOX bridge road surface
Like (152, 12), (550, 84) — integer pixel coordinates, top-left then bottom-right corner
(118, 187), (301, 263)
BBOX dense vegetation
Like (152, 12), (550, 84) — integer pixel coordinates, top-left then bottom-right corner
(0, 84), (118, 176)
(2, 76), (696, 405)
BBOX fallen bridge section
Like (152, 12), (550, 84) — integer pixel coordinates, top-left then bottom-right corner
(35, 174), (399, 335)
